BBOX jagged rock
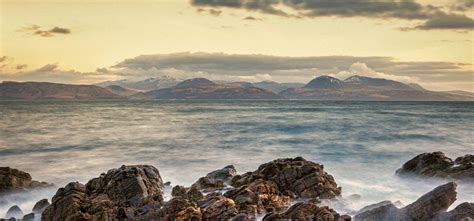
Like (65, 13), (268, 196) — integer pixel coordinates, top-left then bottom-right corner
(22, 213), (35, 221)
(141, 196), (202, 220)
(5, 205), (23, 219)
(262, 202), (340, 221)
(42, 165), (164, 220)
(85, 165), (164, 207)
(32, 199), (50, 213)
(171, 185), (187, 198)
(187, 186), (204, 203)
(434, 202), (474, 221)
(231, 157), (341, 199)
(224, 179), (291, 215)
(192, 176), (225, 190)
(396, 152), (473, 180)
(354, 182), (457, 221)
(0, 167), (51, 194)
(206, 165), (237, 182)
(41, 182), (89, 221)
(198, 195), (238, 220)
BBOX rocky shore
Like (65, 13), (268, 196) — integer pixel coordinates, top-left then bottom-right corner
(1, 153), (473, 221)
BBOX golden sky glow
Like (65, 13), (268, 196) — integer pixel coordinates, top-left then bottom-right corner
(0, 0), (473, 91)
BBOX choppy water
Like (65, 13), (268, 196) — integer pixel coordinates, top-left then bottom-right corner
(1, 100), (473, 216)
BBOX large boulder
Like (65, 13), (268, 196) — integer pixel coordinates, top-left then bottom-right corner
(354, 182), (458, 221)
(85, 165), (164, 207)
(0, 167), (51, 194)
(396, 152), (473, 180)
(42, 165), (164, 220)
(41, 182), (88, 221)
(231, 157), (341, 199)
(224, 179), (291, 215)
(262, 202), (341, 221)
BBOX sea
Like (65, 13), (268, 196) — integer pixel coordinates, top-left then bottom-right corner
(0, 100), (473, 216)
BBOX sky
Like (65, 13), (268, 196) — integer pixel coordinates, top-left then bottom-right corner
(0, 0), (473, 92)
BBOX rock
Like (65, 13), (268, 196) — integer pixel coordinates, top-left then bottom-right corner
(43, 165), (165, 220)
(354, 182), (457, 221)
(231, 157), (341, 199)
(41, 182), (88, 221)
(396, 152), (473, 180)
(262, 202), (340, 221)
(187, 186), (204, 203)
(143, 196), (202, 220)
(5, 205), (23, 219)
(22, 213), (35, 221)
(32, 199), (50, 213)
(224, 179), (291, 215)
(206, 165), (237, 182)
(198, 195), (239, 220)
(434, 202), (474, 221)
(85, 165), (164, 207)
(192, 176), (225, 190)
(171, 185), (187, 198)
(0, 167), (51, 194)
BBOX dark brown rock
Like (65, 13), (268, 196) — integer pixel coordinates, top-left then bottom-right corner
(262, 202), (340, 221)
(41, 182), (89, 221)
(224, 179), (291, 215)
(206, 165), (237, 182)
(171, 185), (187, 198)
(231, 213), (252, 221)
(32, 199), (50, 213)
(0, 167), (51, 194)
(354, 182), (457, 221)
(231, 157), (341, 199)
(396, 152), (473, 180)
(198, 195), (238, 220)
(141, 196), (202, 220)
(42, 165), (164, 220)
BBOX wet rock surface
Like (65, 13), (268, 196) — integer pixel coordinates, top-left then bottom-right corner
(42, 165), (164, 220)
(353, 182), (464, 221)
(0, 167), (51, 194)
(2, 155), (473, 221)
(5, 205), (23, 219)
(231, 157), (341, 199)
(396, 152), (473, 180)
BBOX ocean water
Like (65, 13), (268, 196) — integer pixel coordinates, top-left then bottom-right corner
(0, 100), (473, 216)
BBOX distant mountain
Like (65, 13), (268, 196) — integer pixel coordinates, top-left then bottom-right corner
(252, 81), (305, 93)
(443, 90), (474, 99)
(105, 85), (139, 96)
(96, 76), (180, 91)
(280, 75), (473, 101)
(132, 78), (280, 100)
(303, 76), (342, 89)
(0, 81), (122, 100)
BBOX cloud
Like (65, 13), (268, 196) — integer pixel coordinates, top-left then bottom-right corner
(0, 56), (7, 63)
(191, 0), (437, 19)
(411, 14), (474, 30)
(197, 8), (222, 16)
(330, 62), (418, 83)
(190, 0), (474, 31)
(243, 16), (261, 21)
(19, 25), (71, 37)
(0, 64), (117, 84)
(112, 52), (473, 85)
(16, 64), (28, 70)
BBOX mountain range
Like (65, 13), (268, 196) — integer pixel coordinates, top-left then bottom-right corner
(1, 75), (473, 101)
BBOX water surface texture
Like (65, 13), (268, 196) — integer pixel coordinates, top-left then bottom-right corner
(1, 100), (473, 215)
